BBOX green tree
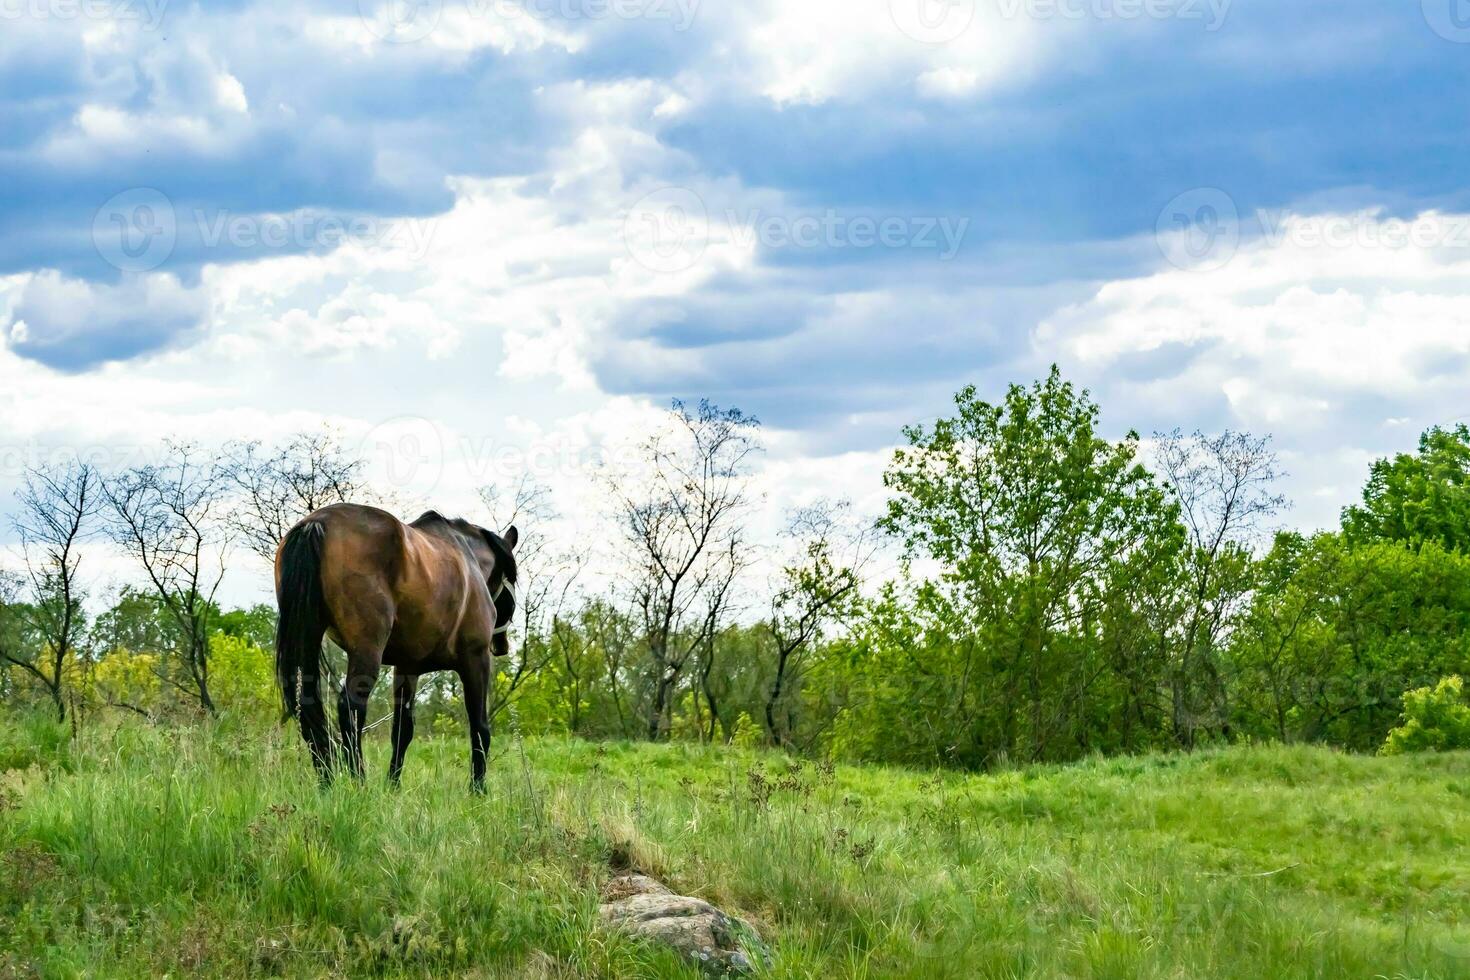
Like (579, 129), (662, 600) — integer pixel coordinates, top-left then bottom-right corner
(1229, 533), (1470, 749)
(1381, 676), (1470, 755)
(215, 604), (276, 650)
(1343, 424), (1470, 551)
(874, 367), (1183, 765)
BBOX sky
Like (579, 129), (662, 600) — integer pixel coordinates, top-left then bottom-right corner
(2, 0), (1469, 606)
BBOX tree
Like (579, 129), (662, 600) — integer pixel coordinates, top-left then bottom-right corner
(479, 475), (584, 731)
(1342, 424), (1470, 552)
(1381, 676), (1470, 755)
(2, 461), (100, 721)
(1153, 429), (1285, 745)
(0, 572), (33, 706)
(224, 429), (369, 563)
(1229, 532), (1470, 750)
(607, 400), (760, 740)
(878, 367), (1182, 765)
(764, 501), (868, 747)
(103, 444), (231, 713)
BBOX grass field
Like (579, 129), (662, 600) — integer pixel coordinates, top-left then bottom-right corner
(1, 715), (1468, 979)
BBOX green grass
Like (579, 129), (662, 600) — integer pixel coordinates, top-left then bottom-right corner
(2, 715), (1468, 978)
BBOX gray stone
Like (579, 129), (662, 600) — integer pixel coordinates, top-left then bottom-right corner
(599, 875), (766, 975)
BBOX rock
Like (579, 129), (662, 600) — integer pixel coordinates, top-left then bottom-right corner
(599, 875), (766, 975)
(602, 873), (671, 902)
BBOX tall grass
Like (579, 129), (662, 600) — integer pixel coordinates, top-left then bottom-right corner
(2, 714), (1468, 978)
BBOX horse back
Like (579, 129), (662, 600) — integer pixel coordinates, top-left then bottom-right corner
(300, 503), (493, 666)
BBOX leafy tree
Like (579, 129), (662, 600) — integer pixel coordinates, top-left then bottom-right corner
(215, 604), (276, 650)
(1381, 676), (1470, 755)
(1230, 533), (1470, 749)
(875, 367), (1183, 765)
(1343, 424), (1470, 551)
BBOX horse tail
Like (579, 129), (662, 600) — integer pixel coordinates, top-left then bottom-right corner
(275, 520), (329, 747)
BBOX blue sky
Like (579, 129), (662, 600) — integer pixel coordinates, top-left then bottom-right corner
(2, 0), (1469, 598)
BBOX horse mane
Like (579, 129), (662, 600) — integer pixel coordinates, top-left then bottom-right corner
(411, 510), (516, 583)
(481, 528), (518, 584)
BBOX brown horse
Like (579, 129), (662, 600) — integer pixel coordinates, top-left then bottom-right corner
(274, 503), (518, 790)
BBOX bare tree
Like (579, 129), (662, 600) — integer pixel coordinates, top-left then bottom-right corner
(764, 500), (870, 746)
(690, 533), (749, 742)
(1154, 429), (1286, 745)
(585, 599), (636, 737)
(479, 475), (585, 730)
(2, 461), (100, 721)
(103, 444), (231, 714)
(608, 400), (760, 740)
(223, 429), (369, 563)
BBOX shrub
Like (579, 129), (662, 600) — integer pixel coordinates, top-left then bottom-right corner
(1381, 676), (1470, 755)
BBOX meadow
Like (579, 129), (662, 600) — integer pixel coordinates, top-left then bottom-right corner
(1, 715), (1467, 979)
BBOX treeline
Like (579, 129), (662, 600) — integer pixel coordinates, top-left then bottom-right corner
(3, 371), (1469, 767)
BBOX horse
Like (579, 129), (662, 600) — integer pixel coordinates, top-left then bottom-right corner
(274, 503), (519, 791)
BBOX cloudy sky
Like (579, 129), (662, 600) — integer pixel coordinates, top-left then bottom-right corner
(2, 0), (1469, 603)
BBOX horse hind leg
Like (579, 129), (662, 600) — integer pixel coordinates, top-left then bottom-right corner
(338, 652), (383, 780)
(460, 651), (493, 794)
(388, 671), (418, 786)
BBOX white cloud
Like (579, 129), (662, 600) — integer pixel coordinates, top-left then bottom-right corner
(731, 0), (1047, 106)
(1039, 208), (1470, 528)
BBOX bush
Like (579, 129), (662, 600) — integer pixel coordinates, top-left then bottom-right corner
(0, 712), (72, 772)
(1381, 676), (1470, 755)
